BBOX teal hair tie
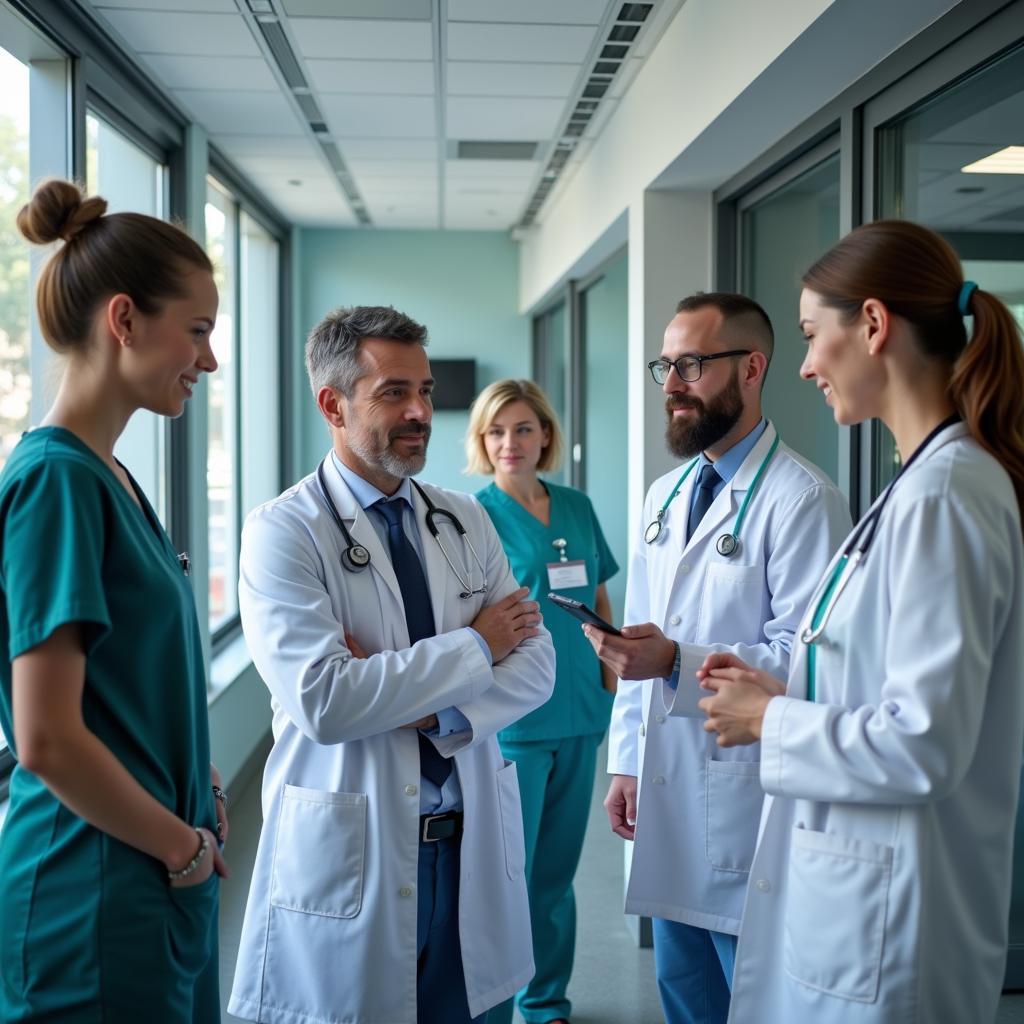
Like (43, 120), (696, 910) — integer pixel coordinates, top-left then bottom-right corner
(958, 280), (978, 316)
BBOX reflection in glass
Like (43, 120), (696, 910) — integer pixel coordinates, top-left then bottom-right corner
(876, 43), (1024, 492)
(0, 48), (30, 475)
(741, 153), (841, 484)
(206, 180), (238, 632)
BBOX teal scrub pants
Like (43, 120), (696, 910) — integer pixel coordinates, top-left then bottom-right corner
(491, 733), (602, 1024)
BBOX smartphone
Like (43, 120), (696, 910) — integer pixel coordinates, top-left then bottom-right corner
(547, 592), (622, 635)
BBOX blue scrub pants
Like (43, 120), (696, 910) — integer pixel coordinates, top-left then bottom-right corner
(490, 733), (602, 1024)
(652, 918), (737, 1024)
(417, 834), (487, 1024)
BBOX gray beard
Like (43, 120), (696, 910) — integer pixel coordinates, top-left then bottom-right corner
(349, 430), (429, 479)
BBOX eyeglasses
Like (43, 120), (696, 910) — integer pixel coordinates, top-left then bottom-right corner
(647, 350), (752, 385)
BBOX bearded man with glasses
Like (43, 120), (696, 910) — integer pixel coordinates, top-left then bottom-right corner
(585, 291), (851, 1024)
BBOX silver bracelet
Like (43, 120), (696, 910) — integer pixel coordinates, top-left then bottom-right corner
(212, 784), (228, 811)
(167, 828), (209, 882)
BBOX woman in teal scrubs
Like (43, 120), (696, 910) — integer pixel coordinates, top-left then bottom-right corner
(0, 179), (226, 1021)
(467, 379), (618, 1024)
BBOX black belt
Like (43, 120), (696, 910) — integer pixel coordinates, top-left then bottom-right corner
(420, 810), (463, 843)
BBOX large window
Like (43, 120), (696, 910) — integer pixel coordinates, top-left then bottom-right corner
(739, 149), (842, 485)
(0, 46), (31, 477)
(86, 110), (169, 518)
(205, 178), (239, 634)
(873, 42), (1024, 492)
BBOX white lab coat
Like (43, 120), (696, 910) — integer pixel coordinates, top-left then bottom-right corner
(228, 459), (555, 1024)
(608, 423), (851, 933)
(728, 423), (1024, 1023)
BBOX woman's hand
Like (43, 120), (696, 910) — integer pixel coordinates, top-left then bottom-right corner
(210, 762), (229, 845)
(697, 653), (786, 747)
(169, 827), (229, 888)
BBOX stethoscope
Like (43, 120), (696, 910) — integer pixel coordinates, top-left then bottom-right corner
(800, 414), (960, 700)
(644, 432), (781, 558)
(315, 461), (488, 599)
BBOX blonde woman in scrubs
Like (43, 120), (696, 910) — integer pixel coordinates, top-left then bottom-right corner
(467, 379), (619, 1024)
(698, 220), (1024, 1023)
(0, 180), (227, 1021)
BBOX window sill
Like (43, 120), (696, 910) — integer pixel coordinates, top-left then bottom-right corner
(209, 631), (253, 705)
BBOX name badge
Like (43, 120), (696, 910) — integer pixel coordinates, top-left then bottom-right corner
(547, 559), (588, 590)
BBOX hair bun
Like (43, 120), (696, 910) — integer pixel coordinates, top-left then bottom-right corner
(16, 178), (108, 245)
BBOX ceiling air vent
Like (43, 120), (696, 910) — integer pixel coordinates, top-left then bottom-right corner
(254, 18), (308, 91)
(516, 2), (656, 228)
(457, 141), (539, 161)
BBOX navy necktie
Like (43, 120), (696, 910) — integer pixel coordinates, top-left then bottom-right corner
(687, 462), (721, 542)
(375, 497), (451, 787)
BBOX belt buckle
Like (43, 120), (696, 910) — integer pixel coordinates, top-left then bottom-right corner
(421, 813), (445, 843)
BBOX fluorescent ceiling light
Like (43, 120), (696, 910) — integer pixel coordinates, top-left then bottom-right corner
(961, 146), (1024, 174)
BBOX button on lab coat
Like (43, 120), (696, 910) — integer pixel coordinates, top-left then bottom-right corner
(607, 424), (851, 934)
(227, 461), (555, 1024)
(728, 425), (1024, 1023)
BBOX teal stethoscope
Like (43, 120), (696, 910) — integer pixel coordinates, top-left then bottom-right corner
(644, 432), (781, 557)
(800, 414), (960, 700)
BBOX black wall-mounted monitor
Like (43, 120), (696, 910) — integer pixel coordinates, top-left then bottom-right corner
(429, 359), (477, 410)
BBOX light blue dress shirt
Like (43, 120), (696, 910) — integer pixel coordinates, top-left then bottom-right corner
(332, 454), (481, 813)
(668, 419), (768, 690)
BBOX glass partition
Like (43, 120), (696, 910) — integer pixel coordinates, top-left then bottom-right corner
(740, 152), (842, 484)
(533, 300), (570, 485)
(875, 43), (1024, 491)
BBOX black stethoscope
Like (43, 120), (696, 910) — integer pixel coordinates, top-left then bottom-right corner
(316, 461), (488, 599)
(800, 414), (960, 700)
(644, 432), (781, 557)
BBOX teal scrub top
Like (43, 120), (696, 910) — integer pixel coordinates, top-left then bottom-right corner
(0, 428), (217, 1019)
(477, 481), (618, 741)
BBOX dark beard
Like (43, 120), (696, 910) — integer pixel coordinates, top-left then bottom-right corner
(665, 370), (743, 459)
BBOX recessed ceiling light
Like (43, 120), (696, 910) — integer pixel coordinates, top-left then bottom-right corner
(961, 146), (1024, 174)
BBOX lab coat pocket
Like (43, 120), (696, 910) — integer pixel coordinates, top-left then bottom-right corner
(783, 826), (893, 1002)
(695, 563), (762, 646)
(496, 759), (527, 881)
(271, 784), (366, 918)
(704, 758), (762, 873)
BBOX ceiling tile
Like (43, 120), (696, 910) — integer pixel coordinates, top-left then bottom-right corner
(445, 159), (538, 180)
(370, 203), (440, 228)
(283, 0), (431, 18)
(231, 155), (327, 181)
(340, 139), (438, 160)
(306, 58), (435, 95)
(321, 94), (436, 138)
(291, 18), (433, 60)
(97, 10), (259, 56)
(214, 134), (322, 159)
(145, 54), (278, 91)
(447, 61), (580, 98)
(447, 23), (597, 63)
(349, 159), (438, 178)
(96, 0), (235, 9)
(174, 90), (305, 135)
(447, 0), (608, 24)
(445, 179), (529, 198)
(448, 96), (564, 141)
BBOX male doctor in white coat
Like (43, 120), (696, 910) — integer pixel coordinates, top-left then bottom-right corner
(586, 292), (851, 1024)
(228, 305), (555, 1024)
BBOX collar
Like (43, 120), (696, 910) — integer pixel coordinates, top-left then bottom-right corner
(331, 451), (415, 512)
(700, 418), (767, 484)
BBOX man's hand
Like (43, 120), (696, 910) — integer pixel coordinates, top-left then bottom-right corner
(604, 774), (638, 840)
(471, 587), (542, 663)
(698, 658), (783, 747)
(400, 714), (439, 730)
(345, 632), (368, 659)
(584, 622), (675, 681)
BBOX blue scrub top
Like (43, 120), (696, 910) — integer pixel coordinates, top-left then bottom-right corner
(477, 481), (618, 741)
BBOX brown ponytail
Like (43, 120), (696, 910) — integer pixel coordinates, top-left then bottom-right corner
(16, 178), (212, 354)
(802, 219), (1024, 519)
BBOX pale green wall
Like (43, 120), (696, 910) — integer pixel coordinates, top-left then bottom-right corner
(296, 229), (530, 493)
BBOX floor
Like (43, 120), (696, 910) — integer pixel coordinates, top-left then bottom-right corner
(217, 744), (1024, 1023)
